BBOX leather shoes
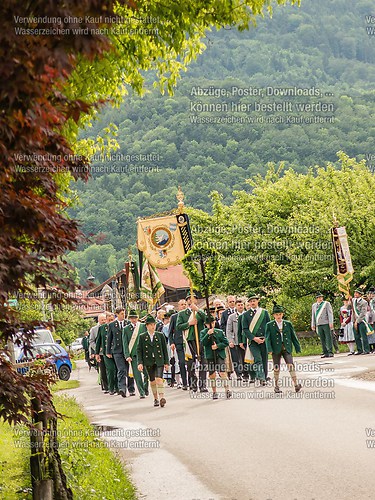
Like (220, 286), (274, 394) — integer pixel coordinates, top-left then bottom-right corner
(140, 395), (145, 399)
(182, 386), (188, 391)
(109, 391), (116, 395)
(119, 390), (126, 398)
(295, 384), (302, 393)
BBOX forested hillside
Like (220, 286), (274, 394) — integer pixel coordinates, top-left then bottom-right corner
(69, 0), (375, 285)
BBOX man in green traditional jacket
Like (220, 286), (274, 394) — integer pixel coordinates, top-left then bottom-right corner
(95, 312), (118, 395)
(137, 315), (169, 407)
(265, 304), (302, 394)
(242, 292), (271, 385)
(123, 310), (149, 398)
(176, 291), (208, 392)
(238, 299), (256, 383)
(201, 315), (231, 400)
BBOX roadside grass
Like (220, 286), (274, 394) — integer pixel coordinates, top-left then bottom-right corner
(295, 336), (348, 357)
(0, 383), (135, 500)
(51, 379), (79, 392)
(55, 394), (136, 500)
(0, 421), (31, 500)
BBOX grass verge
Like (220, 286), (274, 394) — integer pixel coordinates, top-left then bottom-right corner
(0, 421), (31, 499)
(55, 394), (136, 500)
(51, 379), (80, 392)
(0, 383), (135, 500)
(294, 336), (348, 357)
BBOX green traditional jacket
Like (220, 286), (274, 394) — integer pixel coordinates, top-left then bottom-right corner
(95, 323), (109, 355)
(122, 322), (147, 358)
(136, 331), (169, 367)
(176, 308), (206, 342)
(82, 336), (89, 351)
(265, 320), (301, 355)
(200, 327), (229, 360)
(242, 308), (271, 342)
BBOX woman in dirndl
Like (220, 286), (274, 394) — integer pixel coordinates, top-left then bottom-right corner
(339, 298), (356, 355)
(366, 288), (375, 352)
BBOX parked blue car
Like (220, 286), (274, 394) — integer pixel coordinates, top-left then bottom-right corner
(16, 343), (72, 381)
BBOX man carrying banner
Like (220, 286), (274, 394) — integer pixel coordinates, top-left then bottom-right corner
(176, 291), (208, 392)
(238, 299), (256, 383)
(123, 310), (149, 398)
(137, 315), (169, 407)
(201, 314), (231, 400)
(351, 289), (371, 355)
(169, 299), (189, 390)
(311, 293), (334, 358)
(242, 292), (271, 385)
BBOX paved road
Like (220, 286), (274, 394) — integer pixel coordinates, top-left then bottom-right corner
(68, 354), (375, 500)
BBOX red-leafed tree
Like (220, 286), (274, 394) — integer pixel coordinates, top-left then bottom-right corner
(0, 1), (133, 497)
(0, 0), (299, 496)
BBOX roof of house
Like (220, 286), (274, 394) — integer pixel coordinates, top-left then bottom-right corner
(87, 264), (190, 297)
(157, 265), (190, 289)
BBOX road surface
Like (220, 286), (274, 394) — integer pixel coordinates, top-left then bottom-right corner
(68, 354), (375, 500)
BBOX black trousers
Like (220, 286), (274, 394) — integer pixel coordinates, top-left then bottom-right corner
(229, 345), (242, 377)
(125, 359), (135, 394)
(187, 340), (207, 390)
(175, 344), (188, 386)
(99, 355), (108, 391)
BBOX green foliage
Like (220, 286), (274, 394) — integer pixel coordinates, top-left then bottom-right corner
(189, 154), (375, 301)
(68, 0), (375, 286)
(17, 297), (94, 346)
(182, 247), (221, 295)
(53, 307), (95, 346)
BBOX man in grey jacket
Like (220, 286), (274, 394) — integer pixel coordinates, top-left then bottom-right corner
(351, 289), (370, 355)
(311, 293), (334, 358)
(89, 313), (106, 357)
(226, 298), (244, 379)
